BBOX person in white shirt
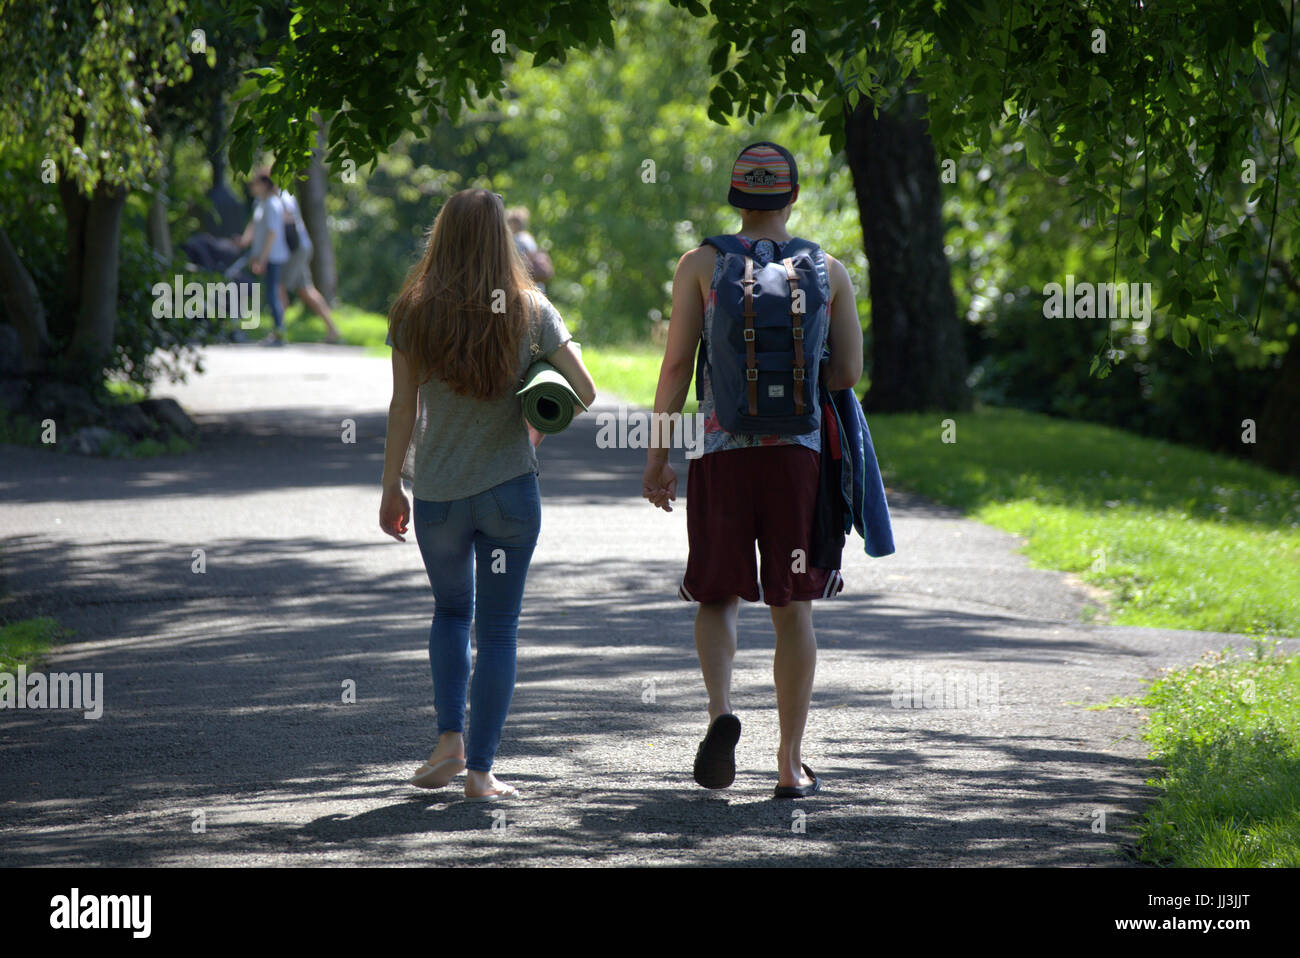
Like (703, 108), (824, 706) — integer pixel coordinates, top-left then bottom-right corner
(241, 172), (290, 344)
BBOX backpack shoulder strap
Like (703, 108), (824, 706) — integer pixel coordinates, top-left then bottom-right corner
(702, 234), (748, 257)
(780, 237), (821, 258)
(693, 239), (740, 402)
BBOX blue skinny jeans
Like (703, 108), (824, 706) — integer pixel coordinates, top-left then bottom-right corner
(412, 471), (541, 772)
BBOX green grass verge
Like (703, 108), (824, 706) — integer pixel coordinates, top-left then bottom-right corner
(103, 379), (149, 404)
(1100, 642), (1300, 867)
(576, 342), (870, 412)
(0, 616), (72, 671)
(0, 406), (44, 446)
(4, 374), (196, 458)
(245, 301), (391, 350)
(0, 407), (195, 458)
(102, 433), (197, 458)
(581, 343), (697, 414)
(868, 407), (1300, 637)
(334, 301), (703, 406)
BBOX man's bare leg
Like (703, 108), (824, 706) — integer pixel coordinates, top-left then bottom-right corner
(770, 600), (816, 789)
(297, 284), (340, 338)
(695, 596), (739, 721)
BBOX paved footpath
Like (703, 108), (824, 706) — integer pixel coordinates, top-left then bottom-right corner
(2, 344), (1291, 867)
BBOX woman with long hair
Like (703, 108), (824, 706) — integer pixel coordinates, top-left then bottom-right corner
(380, 188), (596, 801)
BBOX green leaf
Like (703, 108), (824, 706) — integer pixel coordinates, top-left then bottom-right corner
(533, 41), (558, 66)
(1023, 127), (1046, 168)
(1265, 1), (1291, 32)
(817, 95), (843, 122)
(231, 75), (260, 101)
(1233, 13), (1256, 49)
(708, 44), (728, 75)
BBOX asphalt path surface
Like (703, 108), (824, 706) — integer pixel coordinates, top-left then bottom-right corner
(3, 343), (1290, 866)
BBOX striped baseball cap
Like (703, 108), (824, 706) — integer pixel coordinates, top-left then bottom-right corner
(727, 141), (798, 210)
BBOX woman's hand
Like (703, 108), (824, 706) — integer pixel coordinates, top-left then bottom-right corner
(642, 459), (678, 512)
(380, 485), (411, 541)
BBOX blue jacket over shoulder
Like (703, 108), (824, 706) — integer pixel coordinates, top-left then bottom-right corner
(828, 388), (895, 558)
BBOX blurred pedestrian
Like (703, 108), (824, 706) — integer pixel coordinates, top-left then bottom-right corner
(237, 170), (290, 345)
(506, 206), (554, 293)
(279, 189), (342, 343)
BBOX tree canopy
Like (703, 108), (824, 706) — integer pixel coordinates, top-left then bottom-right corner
(227, 0), (617, 175)
(688, 0), (1299, 370)
(231, 0), (1299, 373)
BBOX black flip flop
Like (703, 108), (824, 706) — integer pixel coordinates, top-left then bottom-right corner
(773, 764), (820, 799)
(693, 713), (742, 789)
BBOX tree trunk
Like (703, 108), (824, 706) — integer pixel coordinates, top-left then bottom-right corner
(845, 91), (971, 413)
(147, 186), (172, 264)
(56, 173), (87, 341)
(0, 223), (50, 371)
(1256, 323), (1300, 476)
(146, 144), (173, 263)
(203, 92), (246, 237)
(66, 184), (127, 379)
(298, 116), (336, 301)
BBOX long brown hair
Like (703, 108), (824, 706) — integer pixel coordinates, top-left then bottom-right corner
(388, 188), (536, 399)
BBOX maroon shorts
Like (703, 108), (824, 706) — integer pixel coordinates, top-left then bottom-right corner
(679, 445), (844, 607)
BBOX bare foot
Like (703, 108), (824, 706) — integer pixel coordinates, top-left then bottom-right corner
(410, 732), (466, 788)
(776, 754), (814, 789)
(465, 770), (518, 800)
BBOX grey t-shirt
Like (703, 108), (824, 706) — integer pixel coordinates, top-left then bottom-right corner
(388, 291), (572, 501)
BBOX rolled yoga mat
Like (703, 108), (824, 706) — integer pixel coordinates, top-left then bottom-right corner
(516, 360), (588, 434)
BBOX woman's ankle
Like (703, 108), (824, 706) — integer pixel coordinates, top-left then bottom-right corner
(435, 731), (465, 753)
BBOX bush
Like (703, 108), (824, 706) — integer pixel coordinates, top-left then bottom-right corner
(968, 296), (1276, 458)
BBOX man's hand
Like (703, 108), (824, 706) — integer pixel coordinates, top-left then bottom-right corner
(380, 485), (411, 541)
(251, 258), (265, 276)
(642, 459), (678, 512)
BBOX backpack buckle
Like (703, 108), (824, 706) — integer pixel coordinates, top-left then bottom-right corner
(793, 368), (806, 381)
(746, 369), (758, 381)
(792, 327), (804, 340)
(743, 328), (755, 342)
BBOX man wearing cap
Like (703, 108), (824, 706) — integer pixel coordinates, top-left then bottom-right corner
(642, 141), (864, 798)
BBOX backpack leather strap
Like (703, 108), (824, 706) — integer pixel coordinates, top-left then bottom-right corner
(742, 255), (759, 415)
(783, 257), (806, 416)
